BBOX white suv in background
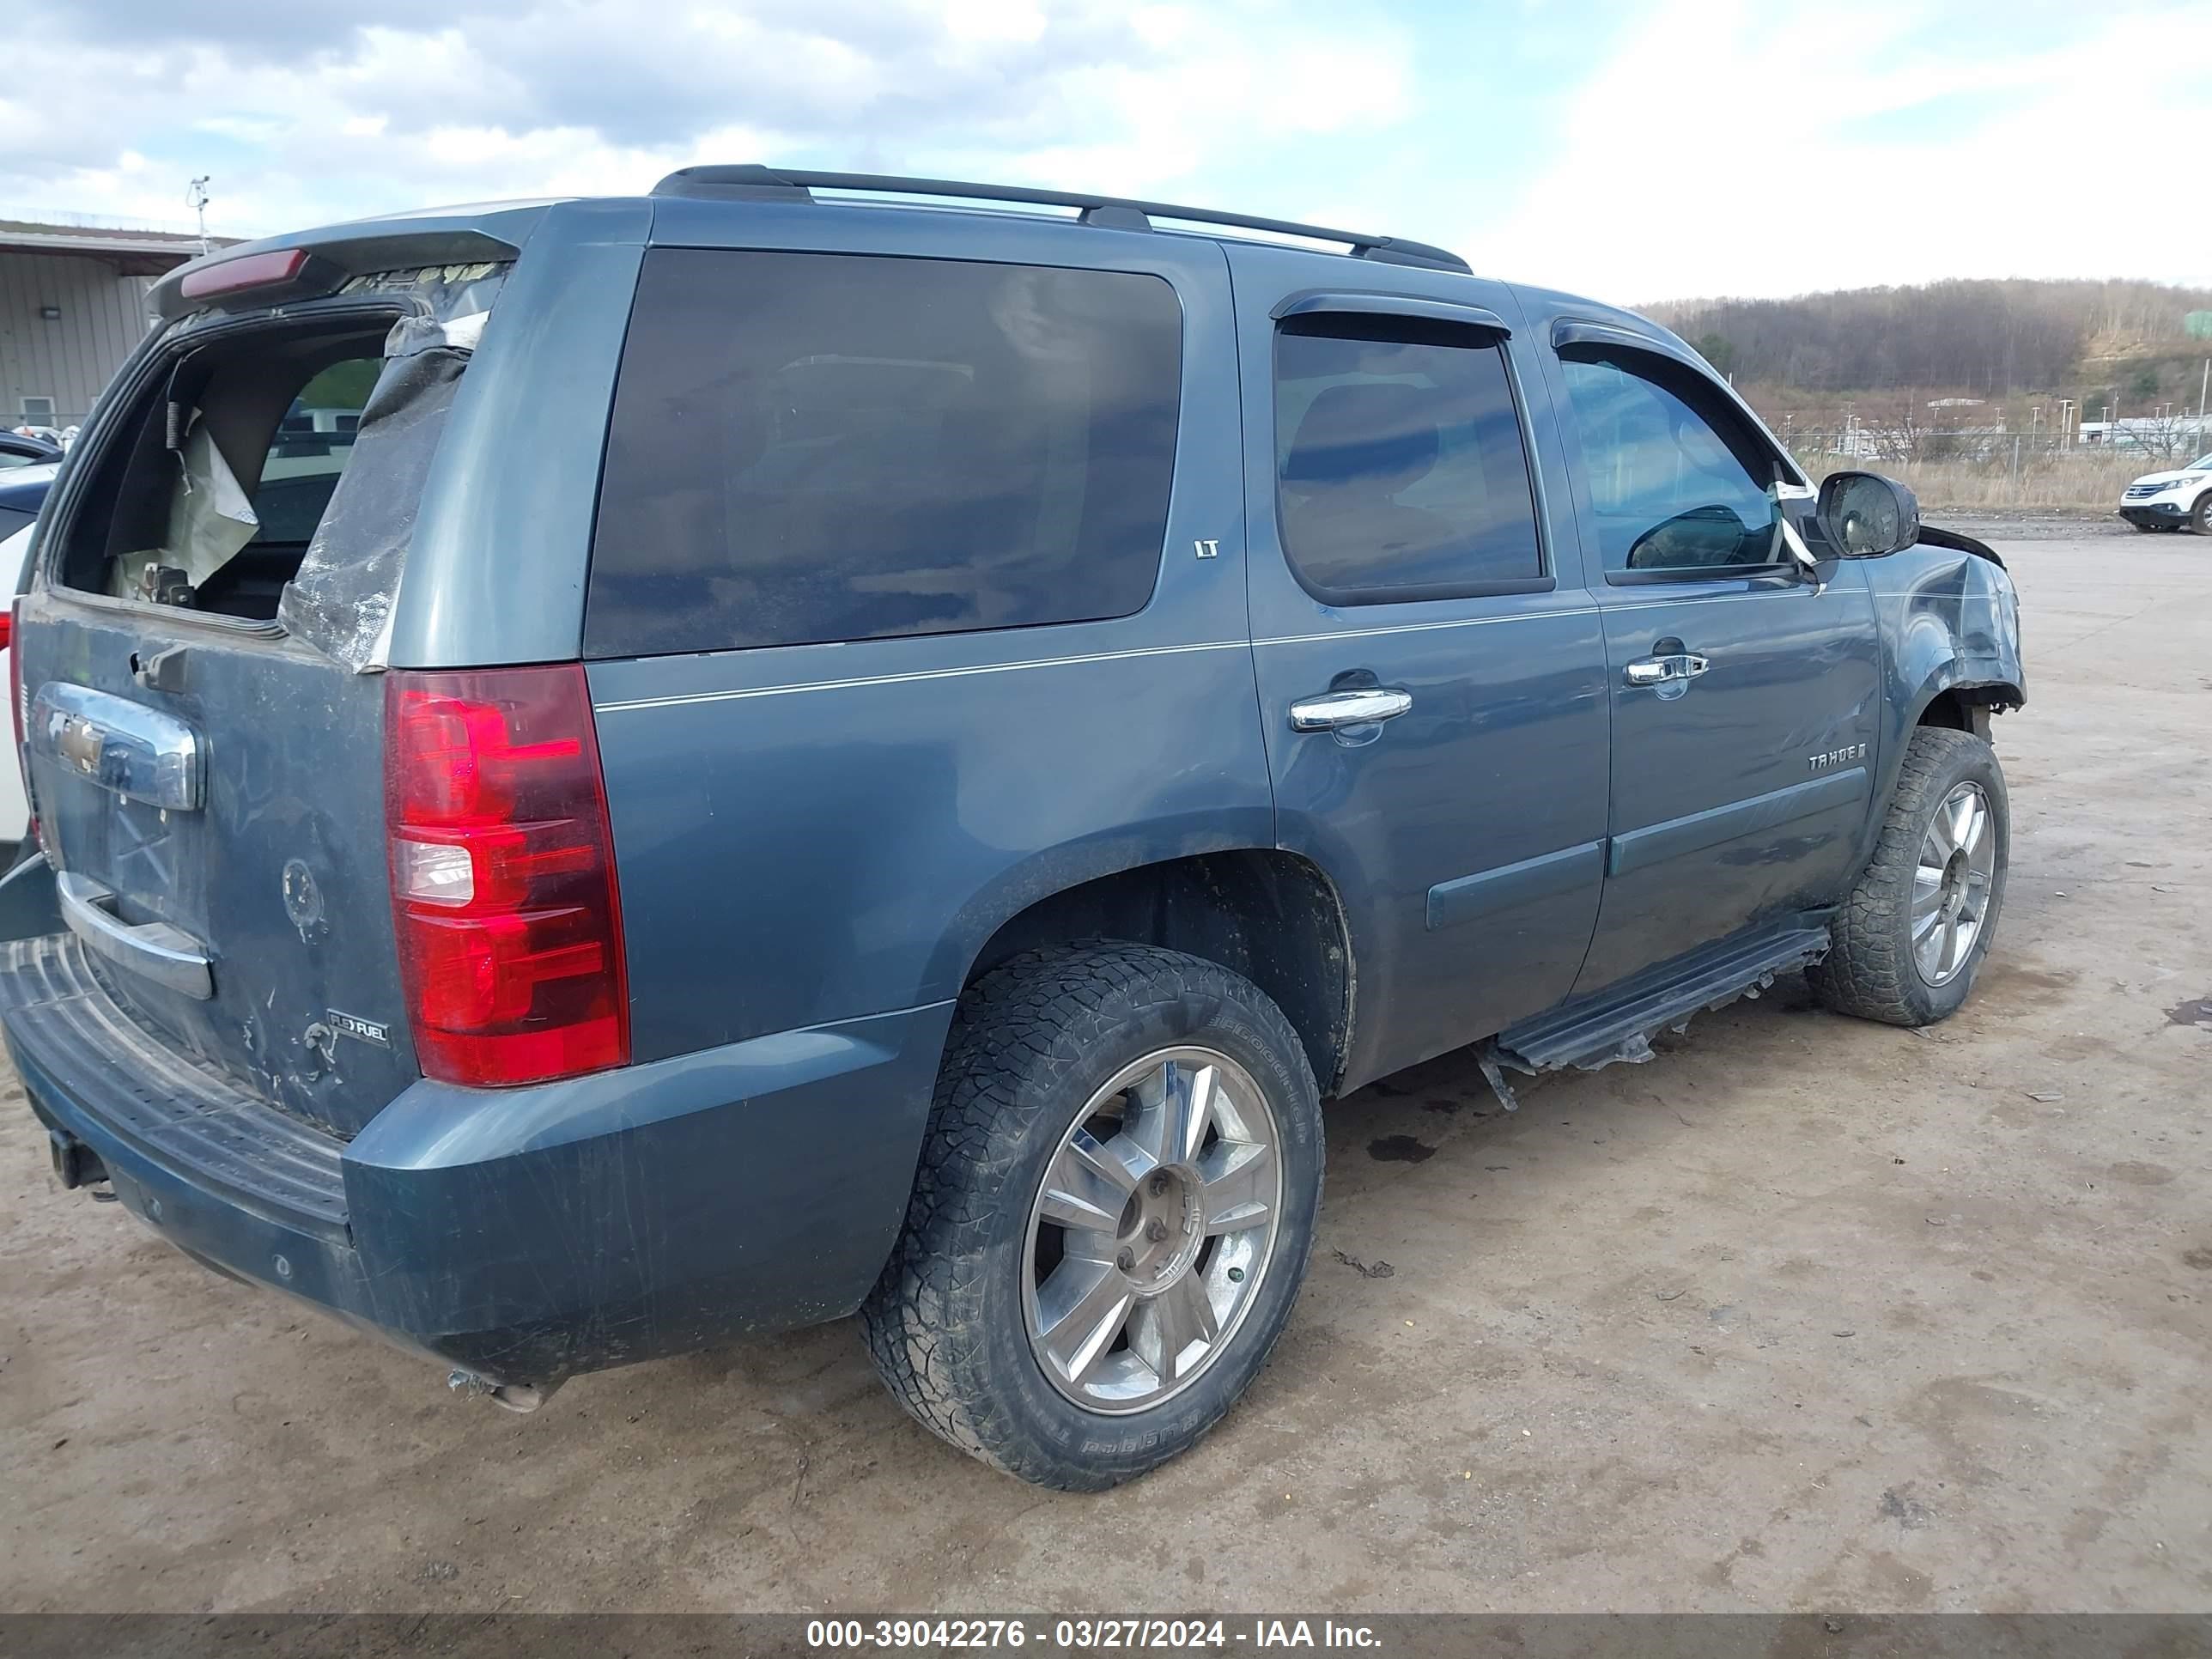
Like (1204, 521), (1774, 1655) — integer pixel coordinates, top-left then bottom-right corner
(2118, 453), (2212, 533)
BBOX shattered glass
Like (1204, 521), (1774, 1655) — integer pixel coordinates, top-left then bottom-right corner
(275, 268), (507, 670)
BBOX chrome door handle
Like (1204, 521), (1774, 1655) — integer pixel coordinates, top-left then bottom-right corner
(1624, 653), (1710, 688)
(56, 871), (214, 1000)
(1288, 687), (1413, 732)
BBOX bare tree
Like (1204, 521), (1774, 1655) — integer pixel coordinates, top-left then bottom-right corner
(1864, 396), (1929, 463)
(2121, 408), (2205, 468)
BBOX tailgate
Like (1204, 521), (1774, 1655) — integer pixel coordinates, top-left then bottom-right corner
(23, 613), (410, 1134)
(14, 264), (505, 1137)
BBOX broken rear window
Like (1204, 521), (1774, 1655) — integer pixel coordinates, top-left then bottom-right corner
(52, 264), (503, 667)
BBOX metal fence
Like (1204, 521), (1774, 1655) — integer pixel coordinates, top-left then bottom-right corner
(1781, 421), (2211, 472)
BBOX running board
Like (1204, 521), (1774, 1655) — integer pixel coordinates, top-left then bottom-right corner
(1494, 922), (1831, 1077)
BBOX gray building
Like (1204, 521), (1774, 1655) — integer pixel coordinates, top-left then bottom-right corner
(2, 220), (233, 430)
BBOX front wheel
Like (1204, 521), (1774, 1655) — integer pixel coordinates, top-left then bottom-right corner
(860, 943), (1323, 1489)
(1810, 726), (2008, 1026)
(2193, 493), (2212, 535)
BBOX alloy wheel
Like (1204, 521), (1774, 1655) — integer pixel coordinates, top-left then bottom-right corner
(1912, 780), (1996, 987)
(1022, 1048), (1282, 1414)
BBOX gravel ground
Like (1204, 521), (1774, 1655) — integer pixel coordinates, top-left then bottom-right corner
(1924, 508), (2141, 542)
(1, 532), (2206, 1615)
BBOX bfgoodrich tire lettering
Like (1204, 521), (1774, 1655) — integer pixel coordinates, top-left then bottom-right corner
(1809, 725), (2009, 1026)
(860, 942), (1323, 1490)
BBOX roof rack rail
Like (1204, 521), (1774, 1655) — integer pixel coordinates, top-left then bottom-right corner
(650, 165), (1471, 275)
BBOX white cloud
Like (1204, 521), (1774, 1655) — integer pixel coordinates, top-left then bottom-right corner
(1471, 0), (2212, 301)
(3, 0), (2200, 305)
(0, 0), (1414, 238)
(943, 0), (1050, 44)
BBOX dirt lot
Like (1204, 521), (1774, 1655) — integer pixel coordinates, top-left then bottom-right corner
(3, 530), (2207, 1616)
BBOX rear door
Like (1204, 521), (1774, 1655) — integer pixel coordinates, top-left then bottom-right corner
(1226, 245), (1610, 1090)
(1532, 318), (1881, 993)
(15, 270), (501, 1136)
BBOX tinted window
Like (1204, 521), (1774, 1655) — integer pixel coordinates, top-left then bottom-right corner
(587, 250), (1182, 655)
(1559, 352), (1781, 574)
(1273, 318), (1541, 602)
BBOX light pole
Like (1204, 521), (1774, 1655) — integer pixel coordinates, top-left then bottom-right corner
(187, 177), (212, 256)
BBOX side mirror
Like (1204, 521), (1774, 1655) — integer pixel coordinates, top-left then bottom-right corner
(1816, 471), (1920, 557)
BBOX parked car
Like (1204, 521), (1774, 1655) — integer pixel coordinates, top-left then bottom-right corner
(0, 430), (61, 470)
(0, 459), (57, 549)
(2118, 453), (2212, 532)
(0, 520), (35, 854)
(0, 171), (2026, 1490)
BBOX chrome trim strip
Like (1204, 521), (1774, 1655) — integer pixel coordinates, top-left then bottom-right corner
(594, 607), (1615, 714)
(593, 638), (1252, 714)
(29, 682), (204, 811)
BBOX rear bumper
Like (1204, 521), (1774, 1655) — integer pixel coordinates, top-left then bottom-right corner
(4, 932), (951, 1384)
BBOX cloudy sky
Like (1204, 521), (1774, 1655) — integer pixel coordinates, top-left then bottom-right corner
(5, 0), (2208, 303)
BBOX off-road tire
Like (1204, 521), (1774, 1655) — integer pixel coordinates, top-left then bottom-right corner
(1809, 726), (2008, 1026)
(860, 942), (1323, 1490)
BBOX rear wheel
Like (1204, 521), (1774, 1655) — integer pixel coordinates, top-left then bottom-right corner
(1810, 726), (2008, 1026)
(860, 943), (1322, 1489)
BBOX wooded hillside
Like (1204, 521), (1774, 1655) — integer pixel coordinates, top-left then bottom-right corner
(1646, 279), (2212, 408)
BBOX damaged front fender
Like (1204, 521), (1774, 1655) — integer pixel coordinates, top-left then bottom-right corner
(1866, 527), (2026, 812)
(1896, 525), (2025, 715)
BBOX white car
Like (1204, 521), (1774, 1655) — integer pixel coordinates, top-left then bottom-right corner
(2118, 453), (2212, 533)
(0, 518), (35, 854)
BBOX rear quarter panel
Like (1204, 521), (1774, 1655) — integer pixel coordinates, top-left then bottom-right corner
(386, 198), (653, 670)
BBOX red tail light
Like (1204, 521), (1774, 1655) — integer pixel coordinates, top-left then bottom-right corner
(386, 665), (629, 1087)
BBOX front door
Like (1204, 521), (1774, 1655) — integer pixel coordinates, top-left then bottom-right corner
(1228, 245), (1611, 1091)
(1539, 330), (1881, 993)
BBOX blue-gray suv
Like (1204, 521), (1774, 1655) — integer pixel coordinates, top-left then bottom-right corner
(0, 168), (2025, 1489)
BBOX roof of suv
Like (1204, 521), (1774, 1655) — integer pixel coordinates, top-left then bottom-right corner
(647, 166), (1472, 274)
(149, 167), (1477, 319)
